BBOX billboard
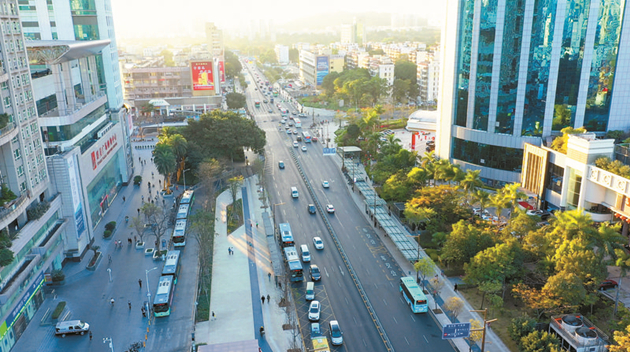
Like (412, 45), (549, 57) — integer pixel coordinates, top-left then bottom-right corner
(316, 56), (329, 86)
(218, 61), (225, 83)
(67, 157), (86, 238)
(191, 61), (214, 90)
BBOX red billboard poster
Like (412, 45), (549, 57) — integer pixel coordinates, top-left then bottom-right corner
(218, 61), (225, 83)
(191, 61), (214, 90)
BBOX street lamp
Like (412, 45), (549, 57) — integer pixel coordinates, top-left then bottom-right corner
(182, 168), (190, 190)
(145, 267), (158, 311)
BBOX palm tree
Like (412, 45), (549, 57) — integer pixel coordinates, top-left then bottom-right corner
(157, 126), (178, 142)
(461, 170), (483, 204)
(364, 131), (381, 160)
(550, 209), (595, 244)
(381, 134), (402, 155)
(613, 252), (630, 318)
(434, 159), (453, 185)
(154, 144), (177, 194)
(420, 151), (437, 168)
(501, 183), (527, 219)
(472, 190), (491, 213)
(424, 162), (438, 186)
(593, 222), (625, 260)
(489, 192), (510, 222)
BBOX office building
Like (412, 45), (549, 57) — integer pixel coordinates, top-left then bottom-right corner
(0, 2), (66, 351)
(299, 51), (344, 87)
(438, 0), (630, 187)
(19, 0), (133, 185)
(340, 24), (355, 44)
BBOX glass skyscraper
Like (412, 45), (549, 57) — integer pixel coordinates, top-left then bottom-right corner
(438, 0), (630, 186)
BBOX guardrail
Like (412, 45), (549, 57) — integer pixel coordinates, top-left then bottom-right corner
(289, 148), (395, 352)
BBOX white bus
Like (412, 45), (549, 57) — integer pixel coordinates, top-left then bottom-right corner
(294, 118), (302, 128)
(176, 204), (190, 220)
(172, 219), (187, 247)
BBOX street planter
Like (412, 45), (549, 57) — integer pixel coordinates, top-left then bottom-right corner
(144, 248), (154, 256)
(136, 242), (145, 250)
(152, 249), (167, 261)
(86, 251), (102, 271)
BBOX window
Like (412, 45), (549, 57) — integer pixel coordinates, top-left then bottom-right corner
(566, 168), (583, 210)
(546, 164), (564, 193)
(16, 165), (23, 177)
(4, 97), (11, 108)
(19, 181), (25, 192)
(13, 148), (20, 160)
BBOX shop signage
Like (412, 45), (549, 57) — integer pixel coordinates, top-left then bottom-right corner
(6, 272), (44, 327)
(91, 134), (118, 170)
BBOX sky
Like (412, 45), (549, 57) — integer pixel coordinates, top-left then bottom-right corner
(110, 0), (445, 39)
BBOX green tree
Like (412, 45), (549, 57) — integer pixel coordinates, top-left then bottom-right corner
(381, 171), (413, 202)
(225, 92), (247, 109)
(161, 49), (174, 66)
(224, 50), (243, 78)
(141, 202), (171, 253)
(227, 176), (244, 208)
(364, 76), (390, 105)
(0, 248), (13, 266)
(610, 324), (630, 352)
(508, 316), (537, 344)
(465, 240), (524, 287)
(392, 79), (411, 105)
(289, 48), (299, 63)
(460, 170), (483, 204)
(394, 60), (418, 84)
(140, 102), (155, 115)
(442, 220), (495, 265)
(322, 72), (341, 96)
(443, 297), (465, 318)
(520, 331), (561, 352)
(196, 159), (223, 211)
(154, 143), (177, 193)
(414, 257), (434, 290)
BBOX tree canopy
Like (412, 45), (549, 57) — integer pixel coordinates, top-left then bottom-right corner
(225, 92), (247, 110)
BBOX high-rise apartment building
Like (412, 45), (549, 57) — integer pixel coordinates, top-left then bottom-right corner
(438, 0), (630, 186)
(205, 22), (223, 59)
(275, 45), (289, 64)
(340, 18), (366, 45)
(0, 1), (67, 350)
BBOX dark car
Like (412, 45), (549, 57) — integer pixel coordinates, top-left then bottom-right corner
(278, 161), (285, 169)
(308, 204), (316, 214)
(310, 264), (321, 281)
(600, 280), (618, 290)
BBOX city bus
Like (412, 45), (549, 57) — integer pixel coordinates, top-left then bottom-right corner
(176, 204), (190, 220)
(273, 90), (278, 97)
(278, 223), (295, 247)
(180, 190), (195, 206)
(280, 108), (288, 117)
(161, 250), (181, 284)
(254, 101), (261, 108)
(284, 246), (304, 282)
(172, 219), (187, 247)
(399, 277), (428, 313)
(294, 118), (302, 128)
(153, 275), (175, 317)
(302, 131), (311, 143)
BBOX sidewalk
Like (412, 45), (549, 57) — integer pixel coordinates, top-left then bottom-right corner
(333, 154), (509, 352)
(195, 175), (293, 351)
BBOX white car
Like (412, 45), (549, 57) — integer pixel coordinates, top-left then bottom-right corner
(302, 146), (307, 152)
(322, 181), (329, 188)
(313, 237), (324, 250)
(293, 141), (299, 148)
(308, 300), (320, 321)
(280, 119), (286, 124)
(326, 204), (335, 213)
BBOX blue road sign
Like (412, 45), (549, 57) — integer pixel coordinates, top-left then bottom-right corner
(442, 322), (471, 339)
(323, 148), (336, 156)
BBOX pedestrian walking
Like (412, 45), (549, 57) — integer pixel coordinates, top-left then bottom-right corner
(110, 298), (115, 306)
(128, 300), (132, 310)
(141, 307), (147, 317)
(108, 255), (112, 264)
(134, 235), (138, 242)
(261, 296), (265, 304)
(137, 208), (140, 214)
(228, 247), (231, 255)
(141, 195), (144, 202)
(211, 311), (216, 321)
(122, 196), (126, 202)
(267, 294), (270, 303)
(138, 279), (142, 288)
(128, 238), (132, 245)
(89, 331), (93, 340)
(454, 284), (458, 292)
(268, 273), (271, 281)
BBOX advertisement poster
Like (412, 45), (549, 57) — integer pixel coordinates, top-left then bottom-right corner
(191, 61), (214, 90)
(316, 56), (329, 86)
(218, 61), (225, 83)
(67, 157), (86, 238)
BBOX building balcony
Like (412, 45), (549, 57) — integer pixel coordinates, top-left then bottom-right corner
(0, 254), (40, 304)
(0, 122), (18, 147)
(38, 92), (107, 126)
(0, 194), (30, 231)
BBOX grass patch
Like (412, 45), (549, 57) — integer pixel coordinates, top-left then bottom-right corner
(196, 285), (211, 323)
(226, 199), (243, 234)
(52, 301), (66, 319)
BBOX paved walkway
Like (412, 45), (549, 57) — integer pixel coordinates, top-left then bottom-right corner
(195, 176), (293, 351)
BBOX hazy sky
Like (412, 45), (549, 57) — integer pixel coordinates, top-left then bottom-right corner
(110, 0), (445, 39)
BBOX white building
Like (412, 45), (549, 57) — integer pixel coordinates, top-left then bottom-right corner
(275, 45), (290, 64)
(417, 52), (440, 103)
(377, 64), (394, 86)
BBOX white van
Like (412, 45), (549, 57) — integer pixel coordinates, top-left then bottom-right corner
(305, 282), (315, 300)
(55, 320), (90, 337)
(300, 244), (311, 262)
(291, 187), (299, 198)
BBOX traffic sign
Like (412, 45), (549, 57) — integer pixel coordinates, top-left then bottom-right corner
(323, 148), (336, 156)
(442, 322), (471, 339)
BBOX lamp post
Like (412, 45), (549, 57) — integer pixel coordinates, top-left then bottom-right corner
(145, 266), (158, 311)
(183, 168), (190, 190)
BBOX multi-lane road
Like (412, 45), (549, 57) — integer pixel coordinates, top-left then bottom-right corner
(242, 63), (455, 352)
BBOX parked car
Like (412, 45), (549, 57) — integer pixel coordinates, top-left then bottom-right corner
(600, 280), (618, 290)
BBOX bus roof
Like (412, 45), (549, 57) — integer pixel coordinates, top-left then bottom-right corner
(284, 247), (299, 261)
(180, 190), (194, 204)
(174, 219), (187, 230)
(154, 276), (173, 304)
(287, 260), (303, 271)
(162, 251), (180, 275)
(400, 277), (427, 299)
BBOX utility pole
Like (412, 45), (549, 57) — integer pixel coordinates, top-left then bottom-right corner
(469, 308), (497, 352)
